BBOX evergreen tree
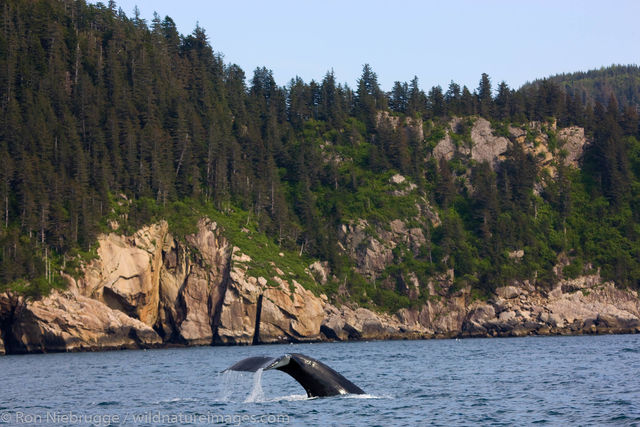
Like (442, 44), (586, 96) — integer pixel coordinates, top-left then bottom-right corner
(477, 73), (493, 118)
(445, 81), (461, 116)
(355, 64), (386, 129)
(389, 81), (408, 113)
(460, 86), (476, 115)
(494, 81), (511, 120)
(407, 76), (427, 117)
(428, 85), (445, 117)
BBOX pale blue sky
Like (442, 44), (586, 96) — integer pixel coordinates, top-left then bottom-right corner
(100, 0), (640, 92)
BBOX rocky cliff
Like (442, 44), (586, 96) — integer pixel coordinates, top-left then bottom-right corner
(1, 216), (638, 355)
(432, 117), (588, 175)
(0, 219), (327, 353)
(3, 291), (161, 353)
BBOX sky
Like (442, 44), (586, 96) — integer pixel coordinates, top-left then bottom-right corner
(99, 0), (640, 92)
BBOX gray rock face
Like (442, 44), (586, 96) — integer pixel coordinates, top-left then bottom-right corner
(433, 118), (587, 175)
(463, 304), (497, 335)
(470, 117), (509, 166)
(432, 132), (457, 161)
(433, 117), (466, 161)
(557, 126), (587, 167)
(338, 220), (394, 280)
(0, 217), (330, 354)
(338, 219), (428, 280)
(316, 253), (640, 341)
(433, 117), (508, 167)
(495, 286), (522, 300)
(213, 251), (261, 345)
(309, 261), (330, 284)
(258, 279), (324, 343)
(389, 174), (417, 196)
(420, 296), (468, 336)
(76, 219), (233, 346)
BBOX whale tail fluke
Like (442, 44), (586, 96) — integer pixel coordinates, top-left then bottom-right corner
(224, 356), (278, 373)
(223, 353), (365, 398)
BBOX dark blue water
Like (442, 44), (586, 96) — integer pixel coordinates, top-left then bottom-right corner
(1, 335), (639, 426)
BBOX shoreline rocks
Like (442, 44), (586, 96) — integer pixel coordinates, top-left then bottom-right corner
(1, 221), (639, 355)
(7, 291), (161, 354)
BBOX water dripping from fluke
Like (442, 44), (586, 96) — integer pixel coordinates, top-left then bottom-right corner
(217, 370), (245, 402)
(217, 369), (269, 403)
(244, 368), (265, 403)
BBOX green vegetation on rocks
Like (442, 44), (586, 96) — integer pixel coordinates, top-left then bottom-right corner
(2, 0), (640, 311)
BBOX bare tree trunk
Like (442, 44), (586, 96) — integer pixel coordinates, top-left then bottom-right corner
(41, 207), (45, 245)
(175, 133), (188, 178)
(271, 180), (275, 215)
(74, 39), (79, 85)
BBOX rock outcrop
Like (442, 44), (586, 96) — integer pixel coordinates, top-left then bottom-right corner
(338, 219), (427, 280)
(338, 220), (394, 280)
(164, 219), (232, 345)
(72, 219), (234, 346)
(215, 248), (325, 344)
(319, 278), (640, 342)
(74, 222), (170, 327)
(470, 117), (509, 166)
(7, 291), (161, 353)
(433, 117), (588, 173)
(259, 279), (324, 343)
(557, 126), (587, 167)
(433, 117), (508, 167)
(389, 174), (418, 196)
(0, 292), (21, 354)
(432, 117), (466, 161)
(309, 261), (330, 284)
(322, 304), (429, 341)
(461, 280), (640, 338)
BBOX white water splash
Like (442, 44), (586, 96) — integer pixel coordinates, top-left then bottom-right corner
(263, 394), (309, 402)
(244, 368), (265, 403)
(218, 371), (244, 402)
(153, 397), (199, 405)
(343, 393), (392, 399)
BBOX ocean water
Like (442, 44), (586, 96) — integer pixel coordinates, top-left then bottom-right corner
(1, 334), (639, 426)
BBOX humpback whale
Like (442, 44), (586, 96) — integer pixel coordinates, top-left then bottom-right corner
(224, 353), (365, 398)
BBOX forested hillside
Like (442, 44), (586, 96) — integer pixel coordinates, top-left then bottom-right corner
(1, 0), (640, 307)
(526, 65), (640, 109)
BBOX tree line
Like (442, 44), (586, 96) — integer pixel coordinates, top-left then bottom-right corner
(1, 0), (639, 299)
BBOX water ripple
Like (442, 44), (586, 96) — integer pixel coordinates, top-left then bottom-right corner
(1, 335), (639, 426)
